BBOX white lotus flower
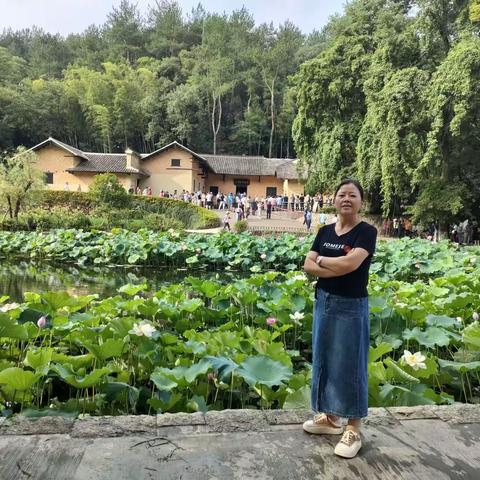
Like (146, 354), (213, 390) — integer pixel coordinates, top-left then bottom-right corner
(290, 274), (307, 282)
(128, 321), (157, 338)
(168, 228), (180, 238)
(472, 312), (479, 321)
(0, 302), (20, 312)
(456, 317), (463, 323)
(470, 257), (476, 264)
(401, 350), (427, 371)
(260, 253), (267, 260)
(289, 311), (305, 325)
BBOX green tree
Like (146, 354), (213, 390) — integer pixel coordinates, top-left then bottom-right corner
(104, 0), (146, 63)
(0, 147), (45, 219)
(88, 173), (131, 209)
(415, 37), (480, 231)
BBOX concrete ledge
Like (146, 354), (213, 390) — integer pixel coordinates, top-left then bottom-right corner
(0, 405), (479, 437)
(432, 403), (480, 423)
(157, 412), (206, 427)
(386, 405), (441, 420)
(205, 409), (270, 432)
(71, 415), (157, 438)
(0, 416), (74, 435)
(262, 408), (312, 425)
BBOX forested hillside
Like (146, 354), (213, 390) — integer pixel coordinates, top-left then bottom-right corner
(0, 0), (325, 157)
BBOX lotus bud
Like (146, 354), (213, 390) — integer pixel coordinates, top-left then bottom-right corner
(37, 316), (47, 328)
(266, 317), (277, 326)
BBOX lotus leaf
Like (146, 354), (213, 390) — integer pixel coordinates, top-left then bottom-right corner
(402, 326), (451, 348)
(462, 322), (480, 350)
(0, 367), (42, 391)
(236, 355), (292, 387)
(51, 364), (110, 388)
(283, 385), (310, 409)
(438, 359), (480, 373)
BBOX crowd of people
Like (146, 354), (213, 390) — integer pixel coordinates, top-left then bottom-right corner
(380, 217), (480, 244)
(126, 186), (480, 242)
(127, 187), (332, 212)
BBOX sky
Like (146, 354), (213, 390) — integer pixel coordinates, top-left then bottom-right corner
(0, 0), (347, 36)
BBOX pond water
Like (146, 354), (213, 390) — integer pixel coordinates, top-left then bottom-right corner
(0, 260), (242, 301)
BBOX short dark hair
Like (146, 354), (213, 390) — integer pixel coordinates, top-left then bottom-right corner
(334, 178), (364, 200)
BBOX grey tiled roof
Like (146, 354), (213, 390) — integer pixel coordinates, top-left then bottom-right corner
(201, 154), (301, 179)
(51, 138), (87, 160)
(275, 160), (304, 180)
(66, 152), (149, 176)
(31, 137), (89, 160)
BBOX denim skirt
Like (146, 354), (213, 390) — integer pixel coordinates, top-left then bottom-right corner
(311, 288), (370, 419)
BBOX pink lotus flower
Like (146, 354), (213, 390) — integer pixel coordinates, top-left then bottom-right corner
(37, 316), (47, 328)
(266, 317), (277, 326)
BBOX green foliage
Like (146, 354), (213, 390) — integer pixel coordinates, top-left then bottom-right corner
(0, 147), (45, 219)
(406, 178), (469, 226)
(88, 173), (131, 209)
(293, 0), (480, 222)
(234, 220), (248, 233)
(131, 196), (220, 229)
(0, 190), (219, 231)
(0, 252), (479, 415)
(0, 5), (326, 158)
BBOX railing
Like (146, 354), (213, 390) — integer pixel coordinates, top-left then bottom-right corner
(248, 224), (312, 234)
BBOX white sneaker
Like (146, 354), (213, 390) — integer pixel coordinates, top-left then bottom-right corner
(302, 413), (344, 435)
(334, 429), (362, 458)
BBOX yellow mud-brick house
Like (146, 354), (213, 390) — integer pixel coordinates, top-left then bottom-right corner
(29, 137), (305, 197)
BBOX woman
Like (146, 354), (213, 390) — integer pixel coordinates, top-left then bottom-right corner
(303, 179), (377, 459)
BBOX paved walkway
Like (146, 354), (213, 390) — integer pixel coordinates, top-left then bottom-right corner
(187, 209), (329, 234)
(1, 405), (479, 479)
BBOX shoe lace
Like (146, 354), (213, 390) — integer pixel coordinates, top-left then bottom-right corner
(313, 413), (340, 427)
(340, 430), (359, 446)
(313, 413), (326, 423)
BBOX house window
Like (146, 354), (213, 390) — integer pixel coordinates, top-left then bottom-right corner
(210, 186), (219, 195)
(171, 158), (181, 167)
(266, 187), (277, 197)
(45, 172), (53, 184)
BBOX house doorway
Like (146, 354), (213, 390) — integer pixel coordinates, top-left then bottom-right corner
(234, 179), (249, 196)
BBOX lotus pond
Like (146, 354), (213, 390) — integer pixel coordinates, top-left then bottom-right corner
(0, 260), (242, 302)
(0, 233), (479, 418)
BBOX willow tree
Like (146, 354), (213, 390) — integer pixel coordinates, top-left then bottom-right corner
(357, 68), (429, 215)
(412, 37), (480, 228)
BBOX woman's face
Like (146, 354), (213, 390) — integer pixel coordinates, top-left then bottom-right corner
(334, 183), (362, 215)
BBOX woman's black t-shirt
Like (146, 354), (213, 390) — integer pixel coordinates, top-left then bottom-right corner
(311, 221), (377, 298)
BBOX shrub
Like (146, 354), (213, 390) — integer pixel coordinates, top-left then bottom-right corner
(38, 191), (93, 213)
(88, 173), (131, 209)
(131, 197), (220, 229)
(234, 220), (248, 233)
(21, 207), (91, 230)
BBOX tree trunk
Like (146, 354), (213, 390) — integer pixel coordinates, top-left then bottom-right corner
(7, 196), (13, 219)
(211, 93), (222, 155)
(211, 95), (217, 155)
(267, 79), (275, 158)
